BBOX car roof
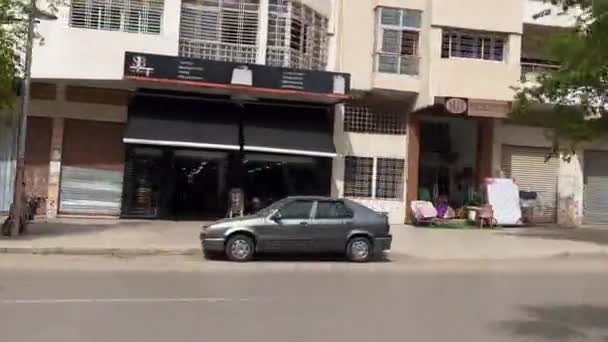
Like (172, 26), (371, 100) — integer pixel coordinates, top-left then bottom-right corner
(285, 196), (341, 201)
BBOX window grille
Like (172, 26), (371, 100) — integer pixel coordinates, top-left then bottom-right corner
(343, 157), (405, 200)
(376, 7), (421, 75)
(344, 106), (407, 135)
(375, 158), (405, 200)
(266, 0), (329, 70)
(344, 157), (374, 198)
(69, 0), (164, 34)
(441, 29), (506, 61)
(179, 0), (260, 63)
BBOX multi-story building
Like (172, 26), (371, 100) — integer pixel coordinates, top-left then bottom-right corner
(0, 0), (605, 226)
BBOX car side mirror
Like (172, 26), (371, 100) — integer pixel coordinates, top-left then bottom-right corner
(271, 211), (282, 222)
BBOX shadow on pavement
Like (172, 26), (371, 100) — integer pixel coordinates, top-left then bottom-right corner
(494, 305), (608, 341)
(206, 252), (393, 263)
(498, 227), (608, 246)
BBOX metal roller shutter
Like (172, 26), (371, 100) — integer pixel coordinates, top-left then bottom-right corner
(502, 145), (559, 223)
(59, 120), (125, 216)
(583, 151), (608, 225)
(59, 166), (123, 215)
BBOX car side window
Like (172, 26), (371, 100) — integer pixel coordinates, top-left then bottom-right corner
(315, 201), (353, 219)
(279, 201), (313, 220)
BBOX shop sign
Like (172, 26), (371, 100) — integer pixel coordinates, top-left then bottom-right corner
(124, 52), (351, 97)
(468, 99), (511, 118)
(444, 97), (468, 115)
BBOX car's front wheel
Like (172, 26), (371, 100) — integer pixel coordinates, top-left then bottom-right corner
(225, 234), (255, 262)
(346, 237), (373, 262)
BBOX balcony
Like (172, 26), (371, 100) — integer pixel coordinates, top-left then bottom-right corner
(179, 38), (258, 64)
(520, 61), (559, 84)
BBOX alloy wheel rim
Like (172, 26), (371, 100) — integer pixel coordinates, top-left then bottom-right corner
(351, 241), (369, 260)
(231, 239), (251, 259)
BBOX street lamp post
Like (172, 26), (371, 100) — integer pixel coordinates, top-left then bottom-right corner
(9, 0), (56, 236)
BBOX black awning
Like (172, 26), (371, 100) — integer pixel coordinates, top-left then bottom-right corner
(124, 95), (240, 151)
(242, 104), (336, 158)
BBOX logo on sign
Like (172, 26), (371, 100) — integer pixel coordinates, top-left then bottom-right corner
(445, 98), (468, 114)
(129, 55), (154, 77)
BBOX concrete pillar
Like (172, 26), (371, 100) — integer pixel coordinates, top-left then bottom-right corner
(46, 117), (64, 218)
(557, 152), (584, 227)
(331, 104), (345, 197)
(256, 0), (269, 65)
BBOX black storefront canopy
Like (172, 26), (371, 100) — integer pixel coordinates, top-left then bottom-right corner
(124, 95), (240, 151)
(242, 104), (336, 158)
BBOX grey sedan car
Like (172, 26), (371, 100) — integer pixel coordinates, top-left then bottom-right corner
(199, 196), (392, 262)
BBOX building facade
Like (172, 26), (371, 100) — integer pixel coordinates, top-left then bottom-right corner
(1, 0), (605, 225)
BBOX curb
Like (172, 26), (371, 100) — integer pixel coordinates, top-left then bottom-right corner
(0, 247), (202, 257)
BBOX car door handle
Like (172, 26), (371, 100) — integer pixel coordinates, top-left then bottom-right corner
(299, 221), (309, 226)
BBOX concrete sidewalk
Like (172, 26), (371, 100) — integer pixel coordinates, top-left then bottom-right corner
(1, 218), (608, 260)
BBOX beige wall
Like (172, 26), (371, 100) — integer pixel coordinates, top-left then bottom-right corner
(30, 84), (127, 123)
(331, 104), (408, 224)
(339, 0), (523, 107)
(426, 29), (521, 103)
(432, 0), (523, 33)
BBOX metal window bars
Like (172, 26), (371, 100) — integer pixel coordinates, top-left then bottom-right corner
(266, 0), (328, 70)
(179, 0), (260, 64)
(344, 106), (407, 135)
(69, 0), (164, 34)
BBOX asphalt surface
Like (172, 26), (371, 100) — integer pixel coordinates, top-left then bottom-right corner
(1, 257), (608, 342)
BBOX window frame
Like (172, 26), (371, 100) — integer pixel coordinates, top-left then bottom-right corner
(278, 200), (314, 220)
(313, 200), (354, 220)
(375, 6), (422, 75)
(69, 0), (165, 35)
(441, 29), (507, 62)
(343, 156), (405, 201)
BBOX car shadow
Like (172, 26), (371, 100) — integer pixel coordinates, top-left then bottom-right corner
(208, 252), (393, 263)
(492, 304), (608, 341)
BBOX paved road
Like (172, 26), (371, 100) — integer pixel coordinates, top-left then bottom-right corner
(1, 257), (608, 341)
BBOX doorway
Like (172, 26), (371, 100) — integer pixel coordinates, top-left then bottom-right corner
(417, 116), (480, 209)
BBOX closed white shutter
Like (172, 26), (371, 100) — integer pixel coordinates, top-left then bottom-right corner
(59, 167), (123, 215)
(584, 151), (608, 225)
(502, 146), (559, 223)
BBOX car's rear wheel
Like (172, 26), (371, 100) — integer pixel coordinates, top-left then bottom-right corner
(225, 234), (255, 262)
(346, 237), (372, 262)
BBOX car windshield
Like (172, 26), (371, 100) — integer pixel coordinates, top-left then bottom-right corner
(256, 198), (290, 217)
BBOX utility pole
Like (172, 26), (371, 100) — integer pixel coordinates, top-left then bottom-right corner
(10, 0), (37, 236)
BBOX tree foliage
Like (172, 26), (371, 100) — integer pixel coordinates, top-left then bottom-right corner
(513, 0), (608, 160)
(0, 0), (63, 117)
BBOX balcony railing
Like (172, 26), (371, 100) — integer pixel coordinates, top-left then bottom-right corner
(178, 38), (258, 64)
(521, 61), (559, 83)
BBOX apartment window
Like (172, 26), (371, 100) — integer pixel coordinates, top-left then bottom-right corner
(344, 157), (405, 200)
(266, 0), (329, 70)
(344, 106), (407, 135)
(179, 0), (260, 64)
(70, 0), (164, 34)
(344, 157), (374, 198)
(376, 7), (421, 75)
(441, 29), (506, 61)
(375, 158), (405, 200)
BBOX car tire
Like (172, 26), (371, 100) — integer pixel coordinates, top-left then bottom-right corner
(346, 236), (373, 262)
(225, 234), (255, 262)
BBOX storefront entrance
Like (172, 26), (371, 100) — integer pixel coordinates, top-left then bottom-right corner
(417, 116), (480, 208)
(120, 92), (334, 220)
